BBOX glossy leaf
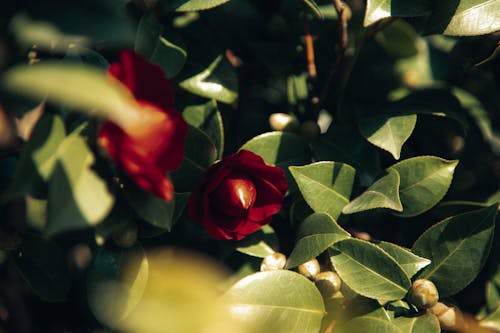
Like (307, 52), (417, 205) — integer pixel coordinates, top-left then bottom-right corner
(165, 0), (230, 12)
(393, 313), (440, 333)
(412, 204), (498, 297)
(241, 131), (311, 170)
(388, 156), (458, 217)
(234, 225), (279, 258)
(151, 36), (187, 78)
(135, 12), (162, 59)
(341, 317), (403, 333)
(364, 0), (432, 26)
(375, 241), (430, 278)
(360, 113), (417, 160)
(289, 162), (355, 220)
(13, 233), (70, 301)
(183, 100), (224, 158)
(223, 270), (325, 333)
(1, 62), (135, 126)
(312, 125), (380, 186)
(179, 55), (238, 105)
(170, 125), (217, 192)
(343, 169), (403, 214)
(287, 213), (350, 268)
(330, 238), (411, 301)
(47, 135), (114, 236)
(87, 244), (149, 327)
(427, 0), (500, 36)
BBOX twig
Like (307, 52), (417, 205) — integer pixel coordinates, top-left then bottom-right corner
(304, 15), (317, 81)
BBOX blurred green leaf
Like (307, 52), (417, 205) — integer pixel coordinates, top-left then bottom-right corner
(87, 244), (148, 327)
(452, 87), (492, 141)
(412, 204), (498, 297)
(481, 305), (500, 331)
(179, 55), (238, 105)
(13, 233), (69, 301)
(364, 0), (431, 26)
(392, 313), (440, 333)
(289, 162), (355, 220)
(426, 0), (500, 36)
(47, 135), (114, 236)
(376, 20), (420, 59)
(165, 0), (231, 12)
(341, 315), (403, 332)
(241, 131), (311, 170)
(183, 100), (224, 158)
(171, 125), (217, 192)
(330, 238), (411, 301)
(388, 156), (458, 217)
(223, 270), (325, 333)
(151, 36), (187, 78)
(287, 213), (350, 268)
(375, 241), (430, 278)
(302, 0), (324, 20)
(359, 113), (417, 160)
(343, 170), (403, 214)
(135, 12), (163, 59)
(234, 225), (279, 258)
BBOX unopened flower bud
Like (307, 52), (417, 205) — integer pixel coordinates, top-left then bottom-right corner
(260, 252), (287, 271)
(297, 258), (321, 279)
(408, 279), (439, 309)
(299, 121), (321, 141)
(269, 113), (299, 132)
(314, 271), (342, 298)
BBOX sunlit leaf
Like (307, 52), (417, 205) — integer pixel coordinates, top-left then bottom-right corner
(234, 225), (279, 258)
(393, 313), (440, 333)
(375, 241), (430, 278)
(165, 0), (231, 12)
(364, 0), (432, 26)
(340, 316), (403, 333)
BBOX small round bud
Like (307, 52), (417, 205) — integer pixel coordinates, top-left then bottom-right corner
(260, 252), (287, 271)
(314, 271), (342, 298)
(297, 258), (321, 279)
(111, 223), (138, 248)
(428, 302), (463, 330)
(408, 279), (439, 309)
(299, 121), (321, 141)
(269, 113), (299, 132)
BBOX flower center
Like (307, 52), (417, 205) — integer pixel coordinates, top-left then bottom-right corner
(213, 176), (257, 217)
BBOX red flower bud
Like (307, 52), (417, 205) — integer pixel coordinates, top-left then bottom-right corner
(98, 50), (188, 202)
(188, 150), (288, 240)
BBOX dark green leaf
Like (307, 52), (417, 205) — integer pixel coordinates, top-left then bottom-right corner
(135, 12), (163, 59)
(426, 0), (500, 36)
(222, 270), (325, 333)
(13, 233), (70, 301)
(376, 20), (421, 59)
(388, 156), (458, 217)
(234, 225), (279, 258)
(151, 36), (187, 78)
(364, 0), (432, 26)
(330, 238), (411, 301)
(375, 241), (430, 278)
(412, 204), (498, 297)
(287, 213), (350, 268)
(289, 162), (356, 220)
(183, 100), (224, 158)
(343, 169), (403, 214)
(393, 313), (440, 333)
(359, 113), (417, 160)
(290, 198), (314, 229)
(452, 87), (492, 141)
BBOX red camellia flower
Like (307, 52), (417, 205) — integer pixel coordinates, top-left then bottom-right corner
(98, 50), (188, 202)
(188, 150), (288, 240)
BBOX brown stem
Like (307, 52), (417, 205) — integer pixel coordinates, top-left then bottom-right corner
(304, 15), (317, 81)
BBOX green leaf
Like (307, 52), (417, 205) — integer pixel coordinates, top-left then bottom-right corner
(302, 0), (324, 20)
(290, 198), (314, 229)
(289, 162), (356, 220)
(179, 55), (238, 105)
(87, 244), (148, 327)
(376, 20), (421, 59)
(151, 36), (187, 78)
(222, 270), (325, 333)
(165, 0), (230, 12)
(360, 113), (417, 160)
(1, 62), (135, 125)
(330, 238), (411, 301)
(125, 183), (175, 231)
(375, 241), (430, 278)
(287, 213), (350, 268)
(480, 305), (500, 331)
(426, 0), (500, 36)
(135, 12), (163, 59)
(343, 170), (403, 214)
(13, 233), (70, 301)
(341, 317), (403, 333)
(412, 204), (497, 297)
(393, 313), (440, 333)
(452, 87), (492, 141)
(241, 131), (311, 170)
(183, 100), (224, 158)
(234, 225), (279, 258)
(388, 156), (458, 217)
(171, 125), (217, 192)
(312, 125), (380, 186)
(46, 135), (114, 236)
(4, 114), (66, 198)
(364, 0), (432, 26)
